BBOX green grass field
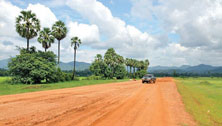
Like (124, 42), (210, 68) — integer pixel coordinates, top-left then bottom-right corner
(0, 77), (129, 96)
(175, 77), (222, 126)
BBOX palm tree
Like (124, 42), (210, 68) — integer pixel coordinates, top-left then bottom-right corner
(125, 58), (129, 73)
(71, 37), (81, 80)
(38, 28), (55, 52)
(129, 58), (133, 78)
(144, 59), (150, 70)
(16, 10), (40, 51)
(52, 20), (67, 64)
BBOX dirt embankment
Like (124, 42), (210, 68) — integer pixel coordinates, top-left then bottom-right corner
(0, 78), (196, 126)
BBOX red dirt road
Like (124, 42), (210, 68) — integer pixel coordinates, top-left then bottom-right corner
(0, 78), (196, 126)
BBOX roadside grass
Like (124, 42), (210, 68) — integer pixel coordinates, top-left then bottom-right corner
(175, 77), (222, 126)
(0, 77), (129, 96)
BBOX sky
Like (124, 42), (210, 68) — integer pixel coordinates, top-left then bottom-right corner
(0, 0), (222, 66)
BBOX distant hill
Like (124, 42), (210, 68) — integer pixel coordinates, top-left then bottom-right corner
(0, 59), (9, 69)
(149, 64), (222, 74)
(0, 58), (90, 71)
(59, 61), (91, 71)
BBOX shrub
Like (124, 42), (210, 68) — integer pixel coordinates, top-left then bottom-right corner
(8, 47), (57, 84)
(86, 75), (102, 80)
(136, 70), (147, 78)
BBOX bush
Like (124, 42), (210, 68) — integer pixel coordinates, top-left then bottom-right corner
(8, 47), (57, 84)
(136, 70), (147, 78)
(114, 65), (127, 79)
(86, 75), (102, 80)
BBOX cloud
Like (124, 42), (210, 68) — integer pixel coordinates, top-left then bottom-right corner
(0, 0), (21, 37)
(0, 1), (58, 60)
(130, 0), (222, 66)
(26, 3), (58, 28)
(67, 22), (100, 45)
(66, 0), (162, 59)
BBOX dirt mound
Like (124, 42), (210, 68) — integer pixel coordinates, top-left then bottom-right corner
(0, 78), (196, 126)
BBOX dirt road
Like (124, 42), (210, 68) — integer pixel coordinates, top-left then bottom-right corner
(0, 78), (195, 126)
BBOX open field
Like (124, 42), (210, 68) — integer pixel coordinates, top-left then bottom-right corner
(0, 78), (195, 126)
(175, 77), (222, 126)
(0, 77), (128, 96)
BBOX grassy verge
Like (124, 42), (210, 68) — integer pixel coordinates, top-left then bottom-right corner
(175, 77), (222, 126)
(0, 77), (129, 96)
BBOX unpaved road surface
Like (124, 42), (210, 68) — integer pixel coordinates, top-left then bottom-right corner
(0, 78), (195, 126)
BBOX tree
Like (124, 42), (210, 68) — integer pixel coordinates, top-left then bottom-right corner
(128, 58), (134, 78)
(38, 28), (55, 52)
(144, 59), (150, 70)
(104, 48), (125, 78)
(16, 10), (40, 51)
(8, 47), (57, 84)
(125, 58), (130, 73)
(52, 20), (67, 64)
(71, 37), (81, 80)
(90, 54), (106, 76)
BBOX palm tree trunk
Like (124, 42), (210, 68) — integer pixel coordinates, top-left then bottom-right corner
(72, 47), (77, 80)
(130, 66), (132, 78)
(45, 48), (47, 52)
(58, 40), (60, 64)
(27, 38), (29, 51)
(27, 27), (29, 51)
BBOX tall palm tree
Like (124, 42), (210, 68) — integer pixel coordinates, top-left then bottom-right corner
(144, 59), (150, 70)
(129, 58), (133, 78)
(125, 58), (129, 73)
(52, 20), (67, 64)
(71, 37), (81, 80)
(38, 28), (55, 52)
(16, 10), (40, 51)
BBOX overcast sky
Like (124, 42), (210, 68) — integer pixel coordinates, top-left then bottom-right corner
(0, 0), (222, 66)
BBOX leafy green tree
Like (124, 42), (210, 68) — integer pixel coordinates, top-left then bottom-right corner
(52, 20), (67, 64)
(8, 47), (57, 84)
(144, 59), (150, 70)
(38, 28), (55, 52)
(114, 65), (127, 79)
(16, 10), (40, 51)
(90, 54), (106, 76)
(71, 37), (81, 80)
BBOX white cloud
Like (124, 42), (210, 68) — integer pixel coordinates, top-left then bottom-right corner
(0, 0), (21, 37)
(130, 0), (222, 66)
(27, 3), (57, 28)
(66, 0), (162, 61)
(67, 22), (100, 45)
(1, 0), (222, 66)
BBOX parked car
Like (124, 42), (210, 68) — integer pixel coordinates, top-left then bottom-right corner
(142, 74), (156, 83)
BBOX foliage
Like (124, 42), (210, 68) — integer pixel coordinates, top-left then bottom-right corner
(114, 65), (127, 79)
(136, 70), (147, 78)
(90, 48), (127, 79)
(38, 28), (55, 52)
(86, 75), (103, 80)
(71, 36), (82, 80)
(0, 69), (9, 76)
(90, 48), (149, 79)
(52, 20), (67, 64)
(176, 77), (222, 126)
(90, 54), (107, 76)
(16, 10), (40, 50)
(8, 47), (57, 84)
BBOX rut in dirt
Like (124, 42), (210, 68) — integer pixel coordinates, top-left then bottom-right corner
(0, 78), (196, 126)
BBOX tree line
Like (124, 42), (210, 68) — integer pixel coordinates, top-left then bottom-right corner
(8, 10), (81, 84)
(89, 48), (150, 79)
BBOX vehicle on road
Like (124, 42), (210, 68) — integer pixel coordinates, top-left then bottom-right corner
(142, 74), (156, 83)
